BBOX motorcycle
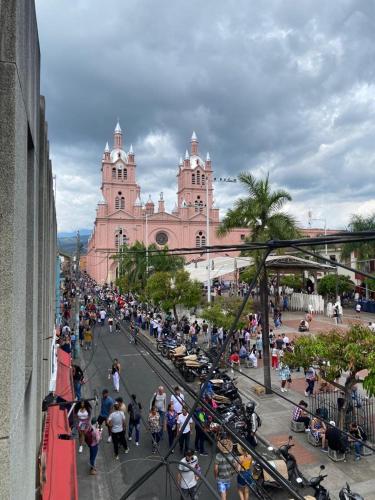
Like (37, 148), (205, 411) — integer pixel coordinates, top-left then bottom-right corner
(277, 436), (306, 486)
(339, 483), (364, 500)
(306, 465), (330, 500)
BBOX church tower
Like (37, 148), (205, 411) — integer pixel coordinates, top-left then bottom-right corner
(176, 132), (214, 218)
(101, 121), (140, 215)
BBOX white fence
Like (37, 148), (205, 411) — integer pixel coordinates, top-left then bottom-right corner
(289, 292), (325, 314)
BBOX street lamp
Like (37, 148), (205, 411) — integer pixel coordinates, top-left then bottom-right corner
(145, 213), (149, 276)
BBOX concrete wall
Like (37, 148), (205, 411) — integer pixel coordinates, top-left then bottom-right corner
(0, 1), (57, 498)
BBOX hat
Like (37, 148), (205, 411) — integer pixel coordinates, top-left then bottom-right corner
(217, 438), (233, 454)
(329, 421), (335, 426)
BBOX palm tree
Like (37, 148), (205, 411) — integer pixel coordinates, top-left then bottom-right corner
(217, 172), (299, 393)
(341, 214), (375, 299)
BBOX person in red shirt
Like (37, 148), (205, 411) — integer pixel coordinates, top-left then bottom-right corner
(229, 352), (240, 371)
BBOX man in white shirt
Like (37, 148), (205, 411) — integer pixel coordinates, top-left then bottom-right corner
(178, 450), (199, 498)
(99, 309), (106, 326)
(171, 387), (185, 414)
(177, 407), (193, 455)
(282, 333), (289, 347)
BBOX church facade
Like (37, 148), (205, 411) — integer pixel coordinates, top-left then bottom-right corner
(86, 122), (245, 283)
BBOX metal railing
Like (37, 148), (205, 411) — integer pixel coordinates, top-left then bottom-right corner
(310, 391), (375, 442)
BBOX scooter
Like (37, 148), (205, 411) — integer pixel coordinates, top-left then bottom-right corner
(277, 436), (306, 486)
(307, 465), (330, 500)
(338, 483), (364, 500)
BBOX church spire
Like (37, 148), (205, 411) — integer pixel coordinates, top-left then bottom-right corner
(114, 120), (123, 149)
(191, 131), (198, 155)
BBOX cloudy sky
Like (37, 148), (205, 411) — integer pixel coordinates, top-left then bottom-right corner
(35, 0), (375, 233)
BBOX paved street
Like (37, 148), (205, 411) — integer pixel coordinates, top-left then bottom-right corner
(76, 322), (295, 500)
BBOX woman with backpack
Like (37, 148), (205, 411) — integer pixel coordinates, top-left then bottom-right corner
(85, 418), (102, 475)
(128, 394), (142, 446)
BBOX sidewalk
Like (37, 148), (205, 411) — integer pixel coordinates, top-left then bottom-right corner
(141, 327), (375, 499)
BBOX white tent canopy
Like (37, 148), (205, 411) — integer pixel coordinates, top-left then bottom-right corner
(185, 254), (334, 284)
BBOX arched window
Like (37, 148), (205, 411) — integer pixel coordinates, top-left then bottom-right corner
(115, 233), (119, 249)
(120, 197), (125, 209)
(195, 231), (206, 248)
(197, 170), (200, 184)
(192, 173), (195, 185)
(118, 168), (122, 180)
(112, 168), (116, 179)
(115, 197), (120, 210)
(194, 200), (199, 213)
(199, 200), (204, 213)
(124, 168), (128, 180)
(202, 174), (205, 185)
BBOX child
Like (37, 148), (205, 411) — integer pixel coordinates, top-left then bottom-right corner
(84, 327), (93, 350)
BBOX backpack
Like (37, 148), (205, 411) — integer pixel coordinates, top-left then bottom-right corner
(130, 401), (141, 421)
(255, 413), (262, 429)
(84, 427), (95, 447)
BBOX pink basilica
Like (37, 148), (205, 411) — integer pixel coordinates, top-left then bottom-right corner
(86, 122), (245, 283)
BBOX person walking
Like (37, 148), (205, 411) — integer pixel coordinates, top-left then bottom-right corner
(279, 362), (292, 393)
(97, 389), (114, 442)
(85, 418), (102, 475)
(74, 400), (92, 453)
(214, 437), (237, 500)
(110, 358), (121, 393)
(72, 364), (84, 400)
(108, 401), (129, 459)
(148, 405), (161, 454)
(83, 327), (93, 350)
(236, 444), (253, 500)
(165, 402), (178, 450)
(151, 386), (167, 439)
(171, 387), (185, 415)
(305, 366), (316, 397)
(255, 334), (262, 359)
(177, 449), (200, 500)
(177, 407), (193, 455)
(193, 405), (208, 456)
(128, 394), (142, 446)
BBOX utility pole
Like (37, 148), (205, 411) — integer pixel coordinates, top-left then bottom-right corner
(76, 230), (81, 280)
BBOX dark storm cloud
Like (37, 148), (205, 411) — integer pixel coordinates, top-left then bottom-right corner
(35, 0), (375, 231)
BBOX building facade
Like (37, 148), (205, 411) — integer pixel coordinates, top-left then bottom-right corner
(86, 123), (245, 283)
(0, 1), (57, 498)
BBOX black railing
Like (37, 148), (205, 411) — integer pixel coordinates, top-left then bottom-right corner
(310, 391), (375, 442)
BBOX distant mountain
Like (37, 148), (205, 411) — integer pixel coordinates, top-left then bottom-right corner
(58, 233), (90, 255)
(58, 229), (92, 238)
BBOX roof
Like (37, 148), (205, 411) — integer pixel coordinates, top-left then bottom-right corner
(110, 148), (128, 162)
(185, 254), (334, 283)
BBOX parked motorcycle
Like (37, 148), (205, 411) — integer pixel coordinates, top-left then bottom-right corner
(338, 483), (364, 500)
(306, 465), (330, 500)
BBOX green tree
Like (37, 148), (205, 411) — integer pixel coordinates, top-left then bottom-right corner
(317, 274), (354, 298)
(146, 269), (201, 321)
(116, 241), (184, 295)
(279, 274), (303, 291)
(284, 324), (375, 428)
(201, 296), (253, 331)
(217, 172), (300, 393)
(341, 213), (375, 298)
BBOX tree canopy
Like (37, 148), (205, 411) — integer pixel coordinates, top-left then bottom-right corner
(284, 324), (375, 398)
(317, 273), (355, 298)
(341, 213), (375, 264)
(201, 296), (253, 330)
(145, 269), (201, 321)
(116, 241), (184, 295)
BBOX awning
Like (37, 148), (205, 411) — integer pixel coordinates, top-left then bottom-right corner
(185, 254), (334, 283)
(56, 349), (74, 401)
(40, 348), (78, 499)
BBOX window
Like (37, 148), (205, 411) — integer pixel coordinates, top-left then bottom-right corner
(240, 234), (246, 241)
(192, 173), (195, 185)
(124, 168), (127, 180)
(197, 170), (200, 184)
(120, 197), (125, 209)
(202, 174), (205, 185)
(199, 201), (204, 213)
(118, 168), (122, 180)
(155, 231), (168, 245)
(112, 168), (116, 179)
(196, 231), (206, 248)
(115, 197), (120, 210)
(194, 200), (199, 213)
(115, 230), (126, 250)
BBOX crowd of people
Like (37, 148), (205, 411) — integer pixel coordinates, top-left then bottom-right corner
(56, 273), (372, 499)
